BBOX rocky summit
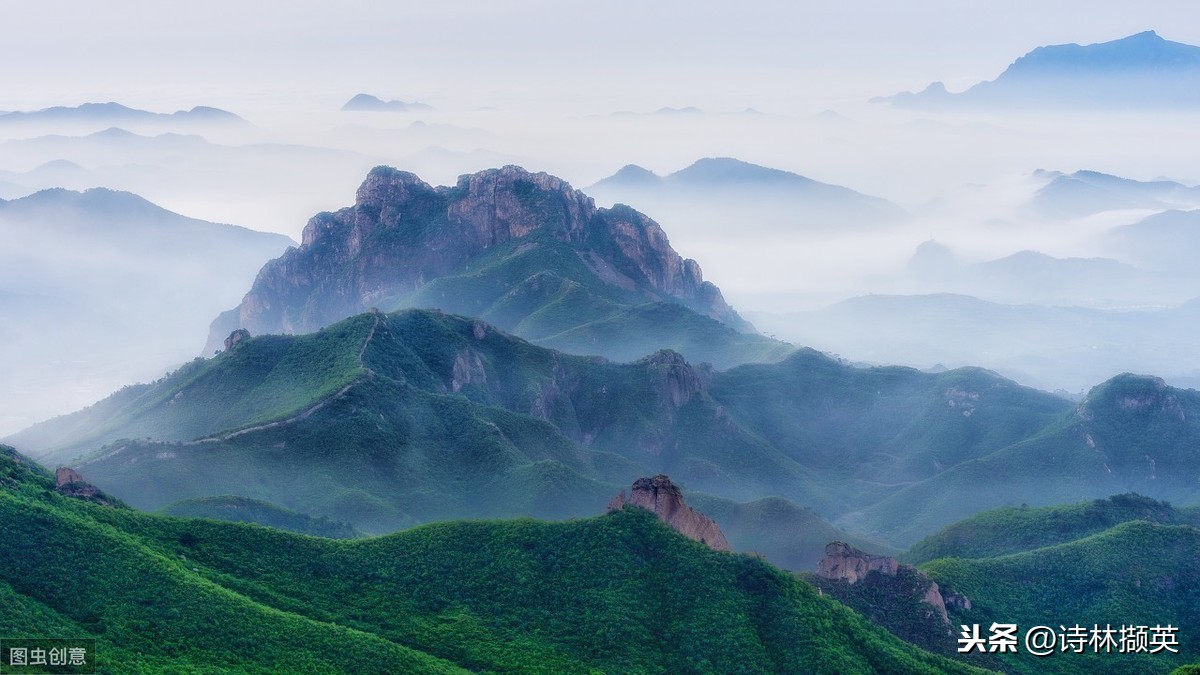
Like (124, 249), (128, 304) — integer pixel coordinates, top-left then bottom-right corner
(206, 165), (755, 357)
(816, 541), (966, 624)
(607, 474), (732, 551)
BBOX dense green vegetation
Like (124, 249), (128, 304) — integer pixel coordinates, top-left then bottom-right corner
(0, 445), (987, 674)
(14, 307), (1200, 560)
(160, 495), (361, 538)
(842, 373), (1200, 546)
(905, 493), (1198, 564)
(395, 232), (792, 369)
(910, 495), (1200, 675)
(803, 566), (965, 658)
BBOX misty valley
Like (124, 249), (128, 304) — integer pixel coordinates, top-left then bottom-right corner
(4, 19), (1200, 675)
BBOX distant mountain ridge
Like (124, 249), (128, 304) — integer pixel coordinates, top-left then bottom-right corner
(0, 101), (246, 125)
(588, 157), (903, 229)
(749, 289), (1200, 394)
(0, 187), (292, 258)
(0, 187), (294, 434)
(206, 165), (788, 368)
(341, 93), (433, 112)
(879, 31), (1200, 108)
(1031, 169), (1200, 218)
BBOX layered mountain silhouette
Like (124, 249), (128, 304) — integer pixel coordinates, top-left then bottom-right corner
(749, 292), (1200, 393)
(206, 165), (790, 368)
(587, 157), (903, 231)
(1030, 169), (1200, 219)
(878, 31), (1200, 109)
(0, 102), (246, 126)
(1105, 209), (1200, 273)
(0, 188), (293, 434)
(0, 127), (384, 234)
(341, 93), (433, 112)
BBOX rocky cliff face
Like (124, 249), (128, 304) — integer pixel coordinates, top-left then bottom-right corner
(55, 467), (116, 505)
(607, 475), (731, 551)
(817, 541), (900, 583)
(816, 541), (961, 624)
(206, 165), (748, 353)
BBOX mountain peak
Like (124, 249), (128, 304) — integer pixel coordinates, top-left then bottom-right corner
(671, 157), (801, 184)
(880, 31), (1200, 108)
(341, 93), (432, 112)
(607, 475), (731, 551)
(611, 164), (659, 183)
(0, 102), (245, 125)
(212, 165), (755, 356)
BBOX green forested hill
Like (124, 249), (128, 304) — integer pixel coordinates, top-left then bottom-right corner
(17, 308), (1200, 558)
(159, 495), (362, 539)
(9, 308), (1075, 549)
(0, 445), (987, 674)
(922, 521), (1198, 675)
(904, 493), (1200, 564)
(842, 374), (1200, 546)
(907, 496), (1200, 675)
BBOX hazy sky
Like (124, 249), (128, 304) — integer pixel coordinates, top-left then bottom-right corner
(6, 2), (1200, 114)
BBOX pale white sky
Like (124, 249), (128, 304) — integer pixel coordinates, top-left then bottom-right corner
(4, 1), (1200, 114)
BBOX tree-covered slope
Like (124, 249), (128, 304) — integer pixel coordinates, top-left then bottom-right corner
(709, 350), (1072, 514)
(0, 446), (465, 674)
(842, 374), (1200, 546)
(11, 308), (1105, 550)
(904, 493), (1199, 564)
(0, 445), (988, 674)
(159, 495), (362, 539)
(921, 519), (1199, 675)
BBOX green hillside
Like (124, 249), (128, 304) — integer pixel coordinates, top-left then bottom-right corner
(29, 308), (1200, 558)
(0, 445), (987, 674)
(9, 308), (1090, 550)
(842, 374), (1200, 546)
(905, 493), (1199, 564)
(393, 232), (791, 369)
(921, 519), (1199, 675)
(159, 495), (362, 539)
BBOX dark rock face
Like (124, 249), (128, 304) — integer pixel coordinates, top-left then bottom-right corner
(816, 541), (962, 624)
(206, 165), (746, 351)
(55, 467), (84, 488)
(607, 474), (732, 551)
(639, 350), (708, 409)
(54, 467), (114, 505)
(224, 328), (251, 351)
(817, 541), (900, 583)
